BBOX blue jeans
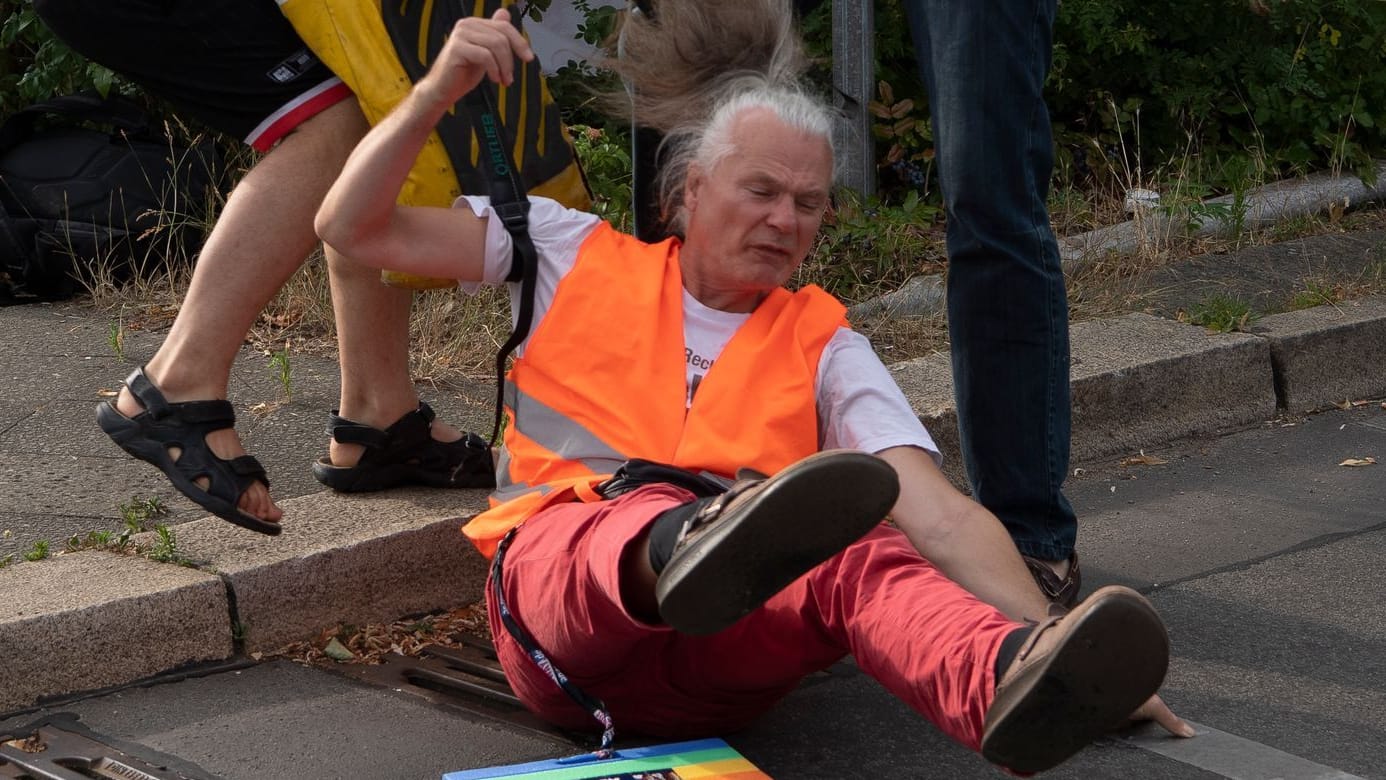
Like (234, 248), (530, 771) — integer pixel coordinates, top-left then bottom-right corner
(903, 0), (1076, 560)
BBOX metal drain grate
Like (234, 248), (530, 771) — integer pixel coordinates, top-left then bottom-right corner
(339, 634), (844, 750)
(337, 634), (581, 747)
(0, 714), (219, 780)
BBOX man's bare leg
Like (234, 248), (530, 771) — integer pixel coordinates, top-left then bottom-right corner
(324, 250), (463, 468)
(112, 99), (370, 522)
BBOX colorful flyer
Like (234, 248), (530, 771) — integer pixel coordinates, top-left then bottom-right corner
(442, 738), (772, 779)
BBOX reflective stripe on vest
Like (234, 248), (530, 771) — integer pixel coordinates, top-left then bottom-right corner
(463, 222), (848, 557)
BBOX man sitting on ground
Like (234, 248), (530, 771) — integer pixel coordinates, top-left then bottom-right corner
(315, 4), (1191, 772)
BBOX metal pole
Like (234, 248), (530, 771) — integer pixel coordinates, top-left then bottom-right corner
(833, 0), (875, 197)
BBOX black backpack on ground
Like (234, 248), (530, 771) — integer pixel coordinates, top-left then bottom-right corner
(0, 92), (220, 304)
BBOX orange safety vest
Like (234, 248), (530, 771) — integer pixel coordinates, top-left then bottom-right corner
(462, 222), (849, 557)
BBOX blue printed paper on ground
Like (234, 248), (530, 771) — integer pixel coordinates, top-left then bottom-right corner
(442, 738), (772, 779)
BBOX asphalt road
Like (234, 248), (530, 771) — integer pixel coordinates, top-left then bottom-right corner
(3, 404), (1383, 779)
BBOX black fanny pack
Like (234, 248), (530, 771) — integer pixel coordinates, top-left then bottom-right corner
(595, 459), (730, 500)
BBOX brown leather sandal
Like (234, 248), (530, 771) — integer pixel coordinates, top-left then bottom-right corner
(1023, 551), (1082, 608)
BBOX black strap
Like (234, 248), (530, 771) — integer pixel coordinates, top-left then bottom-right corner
(435, 1), (539, 447)
(458, 68), (539, 447)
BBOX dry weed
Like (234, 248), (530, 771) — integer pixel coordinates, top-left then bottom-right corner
(246, 255), (513, 385)
(70, 107), (1385, 376)
(250, 248), (336, 354)
(266, 602), (490, 666)
(407, 285), (512, 379)
(857, 310), (950, 361)
(81, 123), (252, 309)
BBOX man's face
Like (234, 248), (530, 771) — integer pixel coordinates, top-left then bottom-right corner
(681, 108), (833, 312)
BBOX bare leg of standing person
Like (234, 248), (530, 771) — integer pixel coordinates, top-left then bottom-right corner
(322, 251), (465, 472)
(108, 99), (370, 525)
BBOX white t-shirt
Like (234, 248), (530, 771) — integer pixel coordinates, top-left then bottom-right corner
(457, 196), (940, 462)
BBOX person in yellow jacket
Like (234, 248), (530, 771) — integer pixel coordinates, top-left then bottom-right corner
(37, 0), (494, 536)
(316, 5), (1194, 773)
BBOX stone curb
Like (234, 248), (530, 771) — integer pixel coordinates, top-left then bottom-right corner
(0, 552), (232, 713)
(1, 297), (1383, 717)
(1253, 296), (1386, 413)
(0, 488), (490, 714)
(890, 313), (1278, 483)
(165, 488), (492, 654)
(892, 298), (1385, 477)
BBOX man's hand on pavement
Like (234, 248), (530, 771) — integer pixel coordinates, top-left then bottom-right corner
(1130, 694), (1197, 738)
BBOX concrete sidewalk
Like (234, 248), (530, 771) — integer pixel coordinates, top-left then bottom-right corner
(2, 233), (1384, 719)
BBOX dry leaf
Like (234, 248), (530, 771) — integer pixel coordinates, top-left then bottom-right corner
(96, 389), (118, 398)
(4, 736), (45, 753)
(1121, 452), (1168, 467)
(868, 101), (893, 119)
(247, 401), (286, 417)
(259, 312), (301, 329)
(266, 603), (488, 667)
(1339, 457), (1377, 467)
(1336, 398), (1353, 410)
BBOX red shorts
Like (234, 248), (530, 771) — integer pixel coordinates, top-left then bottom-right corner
(488, 484), (1019, 750)
(32, 0), (353, 151)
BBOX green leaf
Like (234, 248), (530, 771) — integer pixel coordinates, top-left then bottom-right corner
(323, 637), (355, 662)
(91, 65), (113, 97)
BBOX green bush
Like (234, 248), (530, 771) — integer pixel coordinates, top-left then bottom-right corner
(796, 0), (1386, 200)
(0, 2), (125, 116)
(568, 124), (633, 231)
(8, 0), (1385, 212)
(1050, 0), (1386, 184)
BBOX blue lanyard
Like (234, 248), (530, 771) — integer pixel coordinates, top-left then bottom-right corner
(490, 525), (617, 757)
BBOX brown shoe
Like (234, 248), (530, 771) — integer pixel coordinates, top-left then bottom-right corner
(655, 450), (899, 636)
(981, 585), (1169, 773)
(1023, 552), (1082, 608)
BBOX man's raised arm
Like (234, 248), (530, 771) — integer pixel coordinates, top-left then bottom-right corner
(314, 9), (534, 280)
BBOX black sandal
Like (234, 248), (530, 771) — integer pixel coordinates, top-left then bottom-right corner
(95, 367), (280, 535)
(310, 402), (495, 492)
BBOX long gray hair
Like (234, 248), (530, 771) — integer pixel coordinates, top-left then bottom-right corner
(601, 0), (841, 234)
